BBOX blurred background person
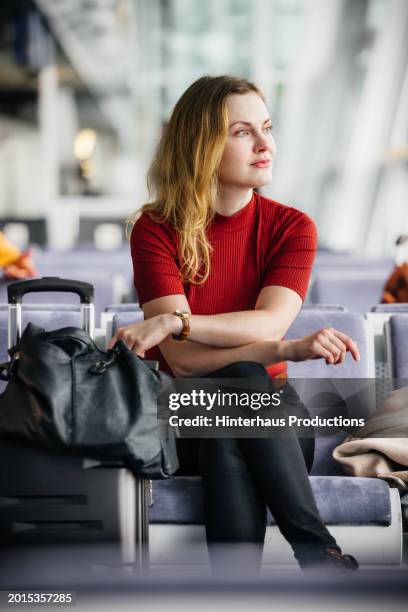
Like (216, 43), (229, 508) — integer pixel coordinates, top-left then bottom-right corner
(0, 230), (37, 279)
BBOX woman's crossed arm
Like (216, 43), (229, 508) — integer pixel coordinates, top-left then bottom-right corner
(108, 293), (360, 377)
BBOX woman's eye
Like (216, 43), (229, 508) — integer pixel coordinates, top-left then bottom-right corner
(264, 125), (273, 133)
(236, 129), (250, 136)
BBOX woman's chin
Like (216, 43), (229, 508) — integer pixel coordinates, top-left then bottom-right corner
(253, 174), (272, 188)
(251, 168), (273, 186)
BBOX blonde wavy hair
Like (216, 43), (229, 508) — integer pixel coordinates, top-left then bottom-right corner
(131, 75), (264, 285)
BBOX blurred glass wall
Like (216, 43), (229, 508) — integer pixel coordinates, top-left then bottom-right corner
(0, 0), (406, 254)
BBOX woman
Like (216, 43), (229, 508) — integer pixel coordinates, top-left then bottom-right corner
(109, 75), (359, 573)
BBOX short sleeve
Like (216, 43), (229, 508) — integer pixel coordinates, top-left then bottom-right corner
(261, 212), (317, 301)
(130, 214), (185, 305)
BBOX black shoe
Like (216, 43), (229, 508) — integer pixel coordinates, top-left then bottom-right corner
(300, 547), (359, 573)
(319, 547), (359, 572)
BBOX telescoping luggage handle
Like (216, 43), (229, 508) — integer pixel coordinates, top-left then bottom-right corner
(7, 277), (94, 304)
(5, 279), (150, 568)
(7, 277), (95, 346)
(7, 278), (150, 568)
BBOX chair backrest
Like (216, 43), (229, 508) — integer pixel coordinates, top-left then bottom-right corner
(286, 310), (374, 477)
(371, 303), (408, 313)
(105, 303), (140, 312)
(314, 255), (394, 270)
(0, 309), (83, 392)
(111, 312), (145, 337)
(35, 249), (132, 272)
(310, 435), (349, 476)
(39, 254), (134, 318)
(0, 303), (81, 311)
(386, 314), (408, 378)
(309, 268), (393, 313)
(286, 310), (371, 378)
(302, 304), (347, 311)
(7, 271), (123, 323)
(364, 313), (394, 414)
(0, 309), (82, 354)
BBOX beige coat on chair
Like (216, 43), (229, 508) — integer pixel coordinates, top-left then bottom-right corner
(333, 387), (408, 490)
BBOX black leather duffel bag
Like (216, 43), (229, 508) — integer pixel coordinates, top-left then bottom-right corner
(0, 323), (178, 479)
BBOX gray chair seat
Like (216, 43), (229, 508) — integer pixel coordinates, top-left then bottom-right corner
(149, 476), (391, 527)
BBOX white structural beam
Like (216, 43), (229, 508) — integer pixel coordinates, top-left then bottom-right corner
(365, 60), (408, 256)
(324, 0), (408, 252)
(265, 0), (347, 208)
(38, 43), (59, 209)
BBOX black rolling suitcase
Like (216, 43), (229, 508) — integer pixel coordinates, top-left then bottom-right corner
(0, 278), (149, 570)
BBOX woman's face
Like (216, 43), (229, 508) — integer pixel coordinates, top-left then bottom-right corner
(217, 92), (276, 190)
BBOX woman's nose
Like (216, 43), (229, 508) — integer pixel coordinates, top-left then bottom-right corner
(254, 134), (269, 152)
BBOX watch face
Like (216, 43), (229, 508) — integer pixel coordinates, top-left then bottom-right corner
(175, 310), (188, 318)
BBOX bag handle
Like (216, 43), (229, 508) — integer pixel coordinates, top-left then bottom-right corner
(0, 361), (10, 381)
(89, 341), (159, 375)
(7, 277), (94, 305)
(0, 351), (20, 381)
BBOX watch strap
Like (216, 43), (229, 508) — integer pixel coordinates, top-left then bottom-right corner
(172, 310), (190, 341)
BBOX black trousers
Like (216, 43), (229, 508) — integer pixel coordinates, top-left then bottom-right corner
(175, 361), (339, 570)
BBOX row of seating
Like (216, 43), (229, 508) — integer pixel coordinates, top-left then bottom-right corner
(104, 305), (408, 567)
(0, 303), (406, 570)
(1, 217), (127, 251)
(0, 248), (134, 321)
(0, 248), (399, 329)
(1, 302), (406, 392)
(0, 245), (400, 323)
(105, 304), (408, 379)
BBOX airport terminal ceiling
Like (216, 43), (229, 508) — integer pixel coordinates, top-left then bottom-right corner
(0, 0), (406, 255)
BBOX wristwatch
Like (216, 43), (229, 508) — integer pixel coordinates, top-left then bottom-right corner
(172, 310), (190, 341)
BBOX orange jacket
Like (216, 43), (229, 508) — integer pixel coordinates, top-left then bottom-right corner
(0, 231), (21, 267)
(381, 263), (408, 303)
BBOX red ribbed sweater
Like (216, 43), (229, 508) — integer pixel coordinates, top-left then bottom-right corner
(130, 191), (317, 377)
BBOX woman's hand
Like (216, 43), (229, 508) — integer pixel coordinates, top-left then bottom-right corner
(107, 313), (182, 357)
(285, 327), (360, 365)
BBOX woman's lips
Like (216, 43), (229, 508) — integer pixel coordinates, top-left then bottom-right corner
(252, 160), (271, 168)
